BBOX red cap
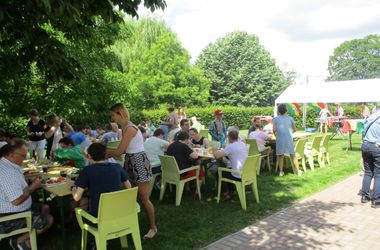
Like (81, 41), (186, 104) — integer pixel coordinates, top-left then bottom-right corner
(214, 109), (223, 116)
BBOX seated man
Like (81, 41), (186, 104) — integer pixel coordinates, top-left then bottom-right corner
(54, 137), (86, 169)
(248, 124), (271, 155)
(70, 125), (87, 146)
(99, 123), (119, 145)
(213, 130), (248, 201)
(0, 139), (53, 250)
(170, 119), (190, 143)
(144, 129), (169, 173)
(72, 143), (131, 217)
(189, 128), (210, 148)
(167, 131), (199, 180)
(248, 117), (262, 135)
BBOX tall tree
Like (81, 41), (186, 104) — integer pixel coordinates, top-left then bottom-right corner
(126, 32), (210, 109)
(328, 34), (380, 81)
(0, 0), (166, 82)
(196, 31), (291, 107)
(112, 18), (172, 73)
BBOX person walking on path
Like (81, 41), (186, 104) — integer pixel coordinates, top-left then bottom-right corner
(273, 104), (302, 177)
(361, 110), (380, 208)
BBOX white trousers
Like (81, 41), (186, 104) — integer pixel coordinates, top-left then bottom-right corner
(29, 139), (46, 161)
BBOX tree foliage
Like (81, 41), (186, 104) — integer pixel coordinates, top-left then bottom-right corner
(0, 0), (166, 82)
(115, 20), (210, 109)
(196, 31), (291, 107)
(328, 34), (380, 81)
(0, 1), (166, 127)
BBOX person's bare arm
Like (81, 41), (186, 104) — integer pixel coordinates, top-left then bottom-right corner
(11, 178), (41, 206)
(272, 123), (277, 135)
(106, 127), (136, 158)
(292, 124), (297, 133)
(163, 142), (169, 151)
(72, 186), (85, 202)
(44, 126), (56, 139)
(213, 149), (226, 159)
(189, 151), (198, 159)
(63, 120), (74, 133)
(123, 180), (132, 189)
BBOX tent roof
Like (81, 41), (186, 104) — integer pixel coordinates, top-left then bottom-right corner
(275, 78), (380, 104)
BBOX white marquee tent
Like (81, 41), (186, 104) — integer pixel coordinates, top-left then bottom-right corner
(274, 78), (380, 127)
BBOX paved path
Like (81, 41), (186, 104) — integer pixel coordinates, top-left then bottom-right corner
(205, 173), (380, 250)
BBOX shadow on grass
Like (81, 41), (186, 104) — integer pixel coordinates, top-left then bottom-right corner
(206, 199), (356, 250)
(0, 136), (362, 250)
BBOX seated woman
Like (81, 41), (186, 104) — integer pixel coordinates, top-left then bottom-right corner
(54, 137), (85, 169)
(189, 128), (210, 148)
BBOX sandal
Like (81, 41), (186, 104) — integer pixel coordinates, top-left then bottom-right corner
(221, 194), (232, 202)
(143, 228), (158, 239)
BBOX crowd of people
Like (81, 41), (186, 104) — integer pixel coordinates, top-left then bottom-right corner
(5, 102), (377, 248)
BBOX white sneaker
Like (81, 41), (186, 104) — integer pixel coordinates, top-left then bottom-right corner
(279, 171), (285, 177)
(297, 170), (303, 176)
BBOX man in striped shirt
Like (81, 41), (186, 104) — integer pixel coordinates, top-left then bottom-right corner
(0, 139), (53, 250)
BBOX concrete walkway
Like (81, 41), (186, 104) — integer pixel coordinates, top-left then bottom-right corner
(205, 173), (380, 250)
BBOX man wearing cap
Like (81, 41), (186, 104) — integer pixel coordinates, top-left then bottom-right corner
(209, 109), (227, 146)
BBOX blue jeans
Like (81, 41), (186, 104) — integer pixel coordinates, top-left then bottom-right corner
(361, 141), (380, 202)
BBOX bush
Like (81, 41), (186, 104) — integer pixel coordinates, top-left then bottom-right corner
(0, 116), (29, 139)
(136, 106), (273, 130)
(135, 104), (364, 131)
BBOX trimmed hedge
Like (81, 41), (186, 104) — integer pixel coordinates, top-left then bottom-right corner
(135, 106), (273, 130)
(135, 105), (363, 130)
(0, 105), (363, 138)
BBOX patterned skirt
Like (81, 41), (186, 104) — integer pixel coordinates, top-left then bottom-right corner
(124, 151), (152, 184)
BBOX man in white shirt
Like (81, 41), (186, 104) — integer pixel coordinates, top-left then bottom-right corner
(0, 139), (53, 249)
(248, 124), (270, 153)
(213, 130), (248, 201)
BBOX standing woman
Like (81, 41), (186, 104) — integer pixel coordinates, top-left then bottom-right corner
(106, 103), (157, 239)
(177, 106), (187, 121)
(45, 114), (73, 159)
(27, 109), (47, 161)
(273, 104), (302, 177)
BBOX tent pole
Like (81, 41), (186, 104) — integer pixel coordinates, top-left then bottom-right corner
(302, 103), (307, 130)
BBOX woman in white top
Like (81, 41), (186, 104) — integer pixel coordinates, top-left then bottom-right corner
(106, 103), (157, 239)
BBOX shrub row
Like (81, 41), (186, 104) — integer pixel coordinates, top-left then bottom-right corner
(135, 104), (363, 130)
(0, 104), (364, 138)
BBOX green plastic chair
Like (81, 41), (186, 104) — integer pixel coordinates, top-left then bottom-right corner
(216, 155), (260, 210)
(275, 138), (307, 173)
(199, 129), (211, 141)
(75, 187), (142, 250)
(148, 163), (161, 197)
(0, 211), (37, 250)
(159, 155), (201, 206)
(320, 134), (331, 166)
(245, 138), (271, 174)
(107, 140), (124, 166)
(304, 135), (324, 170)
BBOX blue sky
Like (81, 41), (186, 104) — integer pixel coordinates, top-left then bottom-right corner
(139, 0), (380, 83)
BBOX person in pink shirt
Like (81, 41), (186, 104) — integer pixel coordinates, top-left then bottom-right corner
(248, 124), (270, 154)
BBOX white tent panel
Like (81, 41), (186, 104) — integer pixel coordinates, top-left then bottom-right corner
(275, 78), (380, 104)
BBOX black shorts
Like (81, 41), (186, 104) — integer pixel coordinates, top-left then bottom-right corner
(0, 203), (49, 234)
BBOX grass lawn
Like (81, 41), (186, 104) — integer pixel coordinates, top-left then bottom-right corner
(1, 133), (363, 250)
